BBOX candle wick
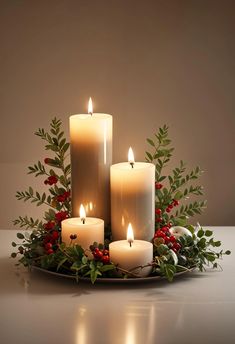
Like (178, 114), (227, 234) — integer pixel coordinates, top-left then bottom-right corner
(130, 162), (134, 169)
(82, 218), (85, 224)
(129, 241), (132, 247)
(89, 111), (93, 116)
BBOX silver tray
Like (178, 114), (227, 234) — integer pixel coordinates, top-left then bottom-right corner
(32, 266), (195, 284)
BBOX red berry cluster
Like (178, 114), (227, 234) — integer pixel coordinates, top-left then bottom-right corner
(44, 221), (55, 231)
(57, 191), (70, 203)
(155, 196), (180, 226)
(92, 248), (110, 264)
(55, 211), (68, 223)
(154, 225), (181, 253)
(44, 175), (58, 185)
(166, 199), (179, 213)
(43, 230), (60, 254)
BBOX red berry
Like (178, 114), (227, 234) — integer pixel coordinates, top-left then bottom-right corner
(103, 249), (109, 256)
(45, 242), (52, 250)
(52, 231), (59, 240)
(173, 200), (179, 206)
(155, 208), (162, 215)
(168, 204), (173, 210)
(166, 208), (171, 213)
(55, 211), (68, 223)
(164, 236), (170, 244)
(173, 242), (181, 251)
(94, 247), (100, 253)
(43, 235), (51, 244)
(93, 249), (103, 259)
(155, 230), (166, 239)
(97, 251), (103, 258)
(155, 183), (163, 190)
(44, 175), (58, 186)
(161, 226), (169, 232)
(44, 221), (55, 231)
(101, 255), (110, 264)
(167, 222), (172, 228)
(47, 248), (54, 255)
(156, 217), (163, 223)
(93, 252), (98, 258)
(169, 236), (176, 243)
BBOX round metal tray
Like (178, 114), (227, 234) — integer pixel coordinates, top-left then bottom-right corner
(32, 266), (195, 284)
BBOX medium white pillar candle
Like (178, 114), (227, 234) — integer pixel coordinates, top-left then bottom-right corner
(111, 148), (155, 241)
(109, 224), (153, 277)
(61, 205), (104, 256)
(70, 98), (112, 225)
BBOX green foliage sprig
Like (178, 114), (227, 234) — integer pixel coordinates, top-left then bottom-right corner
(146, 125), (207, 228)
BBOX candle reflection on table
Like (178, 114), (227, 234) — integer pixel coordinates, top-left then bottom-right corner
(74, 301), (157, 344)
(76, 306), (87, 344)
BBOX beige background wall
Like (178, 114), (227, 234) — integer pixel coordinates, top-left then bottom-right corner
(0, 0), (234, 228)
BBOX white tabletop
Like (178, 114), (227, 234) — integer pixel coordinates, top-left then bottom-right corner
(0, 227), (234, 344)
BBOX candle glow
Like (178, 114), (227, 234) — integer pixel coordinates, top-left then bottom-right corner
(79, 204), (86, 224)
(128, 147), (135, 168)
(127, 223), (134, 247)
(88, 97), (93, 115)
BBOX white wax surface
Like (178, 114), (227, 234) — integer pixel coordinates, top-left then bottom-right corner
(109, 239), (153, 277)
(111, 162), (155, 241)
(61, 217), (104, 255)
(70, 113), (112, 224)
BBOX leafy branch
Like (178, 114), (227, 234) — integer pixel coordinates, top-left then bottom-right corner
(14, 117), (71, 231)
(146, 124), (174, 183)
(16, 188), (51, 207)
(34, 118), (71, 191)
(13, 216), (44, 230)
(28, 161), (48, 177)
(146, 125), (207, 228)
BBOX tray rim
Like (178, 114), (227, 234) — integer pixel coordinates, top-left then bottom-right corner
(32, 265), (196, 284)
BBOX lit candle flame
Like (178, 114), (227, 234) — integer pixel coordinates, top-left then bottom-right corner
(79, 204), (86, 224)
(88, 97), (93, 115)
(127, 223), (134, 247)
(128, 147), (135, 168)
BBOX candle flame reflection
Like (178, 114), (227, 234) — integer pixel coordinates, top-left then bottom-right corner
(79, 204), (86, 223)
(125, 316), (135, 344)
(76, 306), (87, 344)
(88, 97), (93, 115)
(103, 121), (107, 165)
(89, 202), (93, 211)
(127, 223), (134, 246)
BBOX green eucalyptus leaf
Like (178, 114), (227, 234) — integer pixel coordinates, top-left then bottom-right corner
(17, 232), (24, 239)
(147, 138), (155, 147)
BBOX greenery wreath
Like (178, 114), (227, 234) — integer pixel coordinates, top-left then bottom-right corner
(11, 118), (230, 283)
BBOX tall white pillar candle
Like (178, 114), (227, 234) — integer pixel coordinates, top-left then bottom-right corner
(111, 148), (155, 241)
(109, 224), (153, 277)
(70, 99), (112, 224)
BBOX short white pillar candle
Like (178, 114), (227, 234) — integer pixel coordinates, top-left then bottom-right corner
(109, 224), (153, 277)
(61, 205), (104, 257)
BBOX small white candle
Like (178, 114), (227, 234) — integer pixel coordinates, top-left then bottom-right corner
(111, 148), (155, 241)
(109, 224), (153, 277)
(61, 204), (104, 257)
